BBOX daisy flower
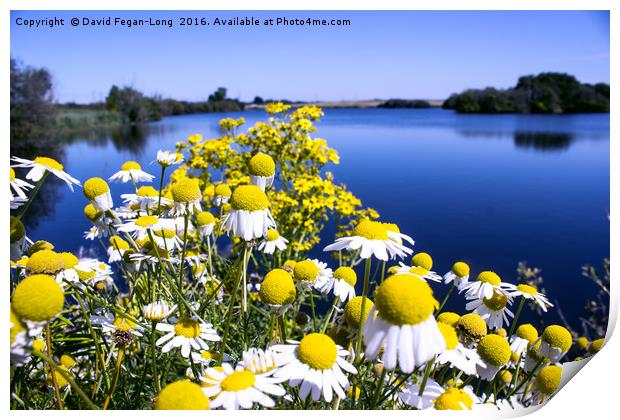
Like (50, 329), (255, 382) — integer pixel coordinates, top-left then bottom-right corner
(201, 363), (286, 409)
(156, 150), (184, 167)
(25, 249), (66, 278)
(510, 324), (539, 355)
(443, 261), (471, 288)
(213, 183), (232, 206)
(107, 235), (131, 263)
(532, 365), (562, 404)
(509, 284), (553, 312)
(11, 274), (65, 328)
(240, 347), (279, 374)
(11, 156), (81, 191)
(109, 161), (154, 183)
(121, 186), (171, 210)
(83, 177), (114, 212)
(323, 219), (413, 261)
(257, 229), (288, 254)
(465, 291), (514, 330)
(382, 222), (415, 246)
(154, 380), (210, 410)
(271, 333), (357, 402)
(315, 266), (357, 302)
(292, 259), (333, 291)
(476, 334), (512, 381)
(10, 167), (33, 200)
(10, 306), (32, 366)
(400, 380), (479, 410)
(535, 325), (572, 362)
(248, 153), (276, 191)
(435, 322), (486, 376)
(171, 178), (202, 216)
(195, 211), (216, 236)
(221, 185), (276, 241)
(460, 271), (514, 300)
(395, 252), (443, 283)
(343, 296), (373, 331)
(156, 316), (220, 358)
(90, 313), (144, 338)
(258, 268), (296, 313)
(363, 274), (446, 373)
(151, 228), (183, 250)
(142, 301), (176, 322)
(10, 196), (28, 209)
(117, 215), (175, 240)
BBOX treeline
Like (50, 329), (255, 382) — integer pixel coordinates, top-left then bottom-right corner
(10, 58), (245, 139)
(443, 73), (609, 114)
(379, 99), (431, 108)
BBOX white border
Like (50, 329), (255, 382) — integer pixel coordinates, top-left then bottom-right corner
(2, 1), (617, 418)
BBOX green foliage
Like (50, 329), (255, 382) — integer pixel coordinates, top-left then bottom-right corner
(444, 73), (609, 114)
(10, 58), (56, 138)
(379, 99), (431, 109)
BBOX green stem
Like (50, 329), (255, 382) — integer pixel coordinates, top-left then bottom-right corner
(437, 283), (456, 314)
(156, 166), (166, 213)
(418, 357), (436, 396)
(46, 323), (64, 410)
(355, 258), (372, 360)
(16, 172), (48, 219)
(509, 297), (526, 337)
(102, 349), (124, 410)
(150, 321), (160, 392)
(309, 290), (318, 331)
(321, 297), (340, 333)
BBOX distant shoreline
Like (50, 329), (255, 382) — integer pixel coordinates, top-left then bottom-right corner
(246, 99), (445, 110)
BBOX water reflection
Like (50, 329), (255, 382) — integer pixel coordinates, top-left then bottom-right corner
(458, 129), (575, 151)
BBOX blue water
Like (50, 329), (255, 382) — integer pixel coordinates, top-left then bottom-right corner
(16, 108), (610, 326)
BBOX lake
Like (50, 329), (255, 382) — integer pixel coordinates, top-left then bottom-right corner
(13, 108), (610, 327)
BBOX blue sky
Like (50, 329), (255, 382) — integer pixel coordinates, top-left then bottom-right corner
(10, 10), (609, 103)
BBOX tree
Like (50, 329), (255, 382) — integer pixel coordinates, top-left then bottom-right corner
(10, 58), (56, 138)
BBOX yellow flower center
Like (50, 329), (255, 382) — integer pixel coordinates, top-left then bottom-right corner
(59, 252), (79, 269)
(589, 338), (604, 353)
(230, 185), (270, 211)
(344, 296), (373, 329)
(121, 161), (142, 171)
(282, 260), (297, 270)
(433, 388), (474, 410)
(438, 322), (459, 350)
(75, 269), (96, 281)
(482, 292), (509, 311)
(476, 271), (501, 285)
(137, 186), (159, 197)
(11, 274), (65, 322)
(214, 183), (232, 197)
(333, 266), (357, 287)
(249, 153), (276, 177)
(83, 177), (110, 200)
(10, 216), (25, 242)
(109, 235), (130, 250)
(259, 269), (296, 306)
(196, 211), (215, 226)
(84, 204), (102, 221)
(34, 156), (63, 171)
(10, 167), (16, 181)
(411, 252), (433, 270)
(154, 380), (210, 410)
(352, 220), (388, 240)
(456, 313), (488, 341)
(515, 324), (539, 342)
(153, 229), (177, 239)
(135, 215), (158, 228)
(26, 250), (65, 274)
(48, 366), (72, 388)
(535, 365), (562, 395)
(374, 274), (435, 326)
(437, 312), (460, 326)
(452, 262), (470, 278)
(297, 333), (338, 370)
(542, 325), (572, 352)
(60, 354), (77, 368)
(382, 222), (400, 234)
(220, 370), (256, 391)
(477, 334), (511, 366)
(293, 260), (319, 282)
(174, 317), (201, 338)
(517, 284), (538, 296)
(171, 178), (201, 203)
(266, 229), (280, 241)
(113, 317), (137, 332)
(32, 338), (46, 352)
(29, 240), (55, 255)
(499, 369), (513, 384)
(409, 266), (429, 276)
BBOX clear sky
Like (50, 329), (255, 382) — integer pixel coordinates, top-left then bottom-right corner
(10, 10), (610, 103)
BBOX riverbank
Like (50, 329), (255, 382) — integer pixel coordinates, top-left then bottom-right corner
(246, 99), (445, 109)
